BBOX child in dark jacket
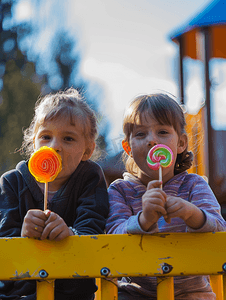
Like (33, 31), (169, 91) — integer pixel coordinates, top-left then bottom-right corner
(0, 88), (109, 300)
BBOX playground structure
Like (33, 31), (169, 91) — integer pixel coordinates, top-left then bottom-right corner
(169, 0), (226, 204)
(102, 0), (226, 207)
(0, 233), (226, 299)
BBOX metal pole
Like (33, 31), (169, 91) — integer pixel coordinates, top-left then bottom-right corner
(210, 275), (224, 300)
(178, 36), (184, 104)
(36, 280), (55, 300)
(157, 277), (174, 299)
(203, 26), (214, 189)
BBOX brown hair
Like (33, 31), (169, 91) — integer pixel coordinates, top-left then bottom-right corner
(20, 88), (98, 158)
(123, 93), (193, 176)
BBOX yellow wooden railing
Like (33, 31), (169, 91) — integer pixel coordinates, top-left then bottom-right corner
(0, 232), (226, 299)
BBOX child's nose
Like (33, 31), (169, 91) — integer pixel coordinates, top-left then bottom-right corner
(147, 133), (157, 148)
(50, 139), (62, 152)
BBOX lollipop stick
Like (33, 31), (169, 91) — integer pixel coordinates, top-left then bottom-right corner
(159, 166), (162, 189)
(44, 182), (48, 210)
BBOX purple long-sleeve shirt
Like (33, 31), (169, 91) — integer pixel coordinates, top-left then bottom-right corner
(106, 171), (226, 299)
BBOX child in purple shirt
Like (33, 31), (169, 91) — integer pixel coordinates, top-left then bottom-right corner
(106, 93), (226, 299)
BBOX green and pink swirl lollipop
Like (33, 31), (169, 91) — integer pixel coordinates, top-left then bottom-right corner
(147, 144), (174, 186)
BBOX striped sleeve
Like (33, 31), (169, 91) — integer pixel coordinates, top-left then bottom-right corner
(186, 176), (226, 232)
(106, 180), (158, 234)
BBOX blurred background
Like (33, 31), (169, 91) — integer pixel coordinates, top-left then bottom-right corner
(0, 0), (226, 214)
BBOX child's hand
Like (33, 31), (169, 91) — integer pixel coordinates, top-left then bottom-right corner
(139, 180), (167, 231)
(165, 196), (206, 229)
(165, 196), (191, 223)
(165, 196), (193, 222)
(21, 209), (48, 238)
(40, 211), (72, 241)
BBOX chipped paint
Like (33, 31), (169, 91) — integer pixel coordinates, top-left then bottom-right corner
(72, 274), (89, 278)
(152, 233), (170, 238)
(133, 273), (144, 277)
(90, 236), (98, 240)
(139, 235), (143, 251)
(157, 267), (163, 274)
(116, 271), (127, 276)
(10, 271), (31, 279)
(158, 257), (173, 260)
(72, 272), (81, 277)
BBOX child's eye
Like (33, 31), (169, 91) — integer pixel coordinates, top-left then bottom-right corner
(41, 135), (51, 140)
(159, 130), (168, 135)
(135, 131), (145, 137)
(64, 136), (74, 142)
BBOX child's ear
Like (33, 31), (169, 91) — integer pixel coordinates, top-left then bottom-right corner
(177, 133), (188, 154)
(82, 141), (95, 161)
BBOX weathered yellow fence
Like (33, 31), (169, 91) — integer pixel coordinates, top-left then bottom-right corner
(0, 232), (226, 299)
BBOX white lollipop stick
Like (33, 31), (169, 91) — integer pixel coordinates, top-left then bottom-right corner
(159, 166), (162, 189)
(44, 182), (48, 211)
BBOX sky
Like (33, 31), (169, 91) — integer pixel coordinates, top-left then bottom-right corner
(13, 0), (226, 156)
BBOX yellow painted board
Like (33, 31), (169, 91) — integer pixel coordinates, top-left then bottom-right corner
(0, 233), (226, 281)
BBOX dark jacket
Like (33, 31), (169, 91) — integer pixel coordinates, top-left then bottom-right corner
(0, 160), (109, 300)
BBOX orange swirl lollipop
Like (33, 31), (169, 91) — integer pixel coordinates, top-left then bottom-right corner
(29, 146), (62, 209)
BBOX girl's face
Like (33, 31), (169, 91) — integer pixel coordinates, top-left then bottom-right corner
(33, 117), (94, 190)
(129, 115), (187, 185)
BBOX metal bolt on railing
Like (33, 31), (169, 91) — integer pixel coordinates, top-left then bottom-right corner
(100, 267), (110, 277)
(162, 263), (173, 274)
(39, 270), (48, 278)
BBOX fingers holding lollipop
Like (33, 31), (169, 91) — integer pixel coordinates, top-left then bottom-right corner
(22, 147), (63, 239)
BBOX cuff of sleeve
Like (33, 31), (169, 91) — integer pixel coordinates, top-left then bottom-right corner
(69, 226), (78, 235)
(127, 211), (158, 234)
(187, 210), (215, 232)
